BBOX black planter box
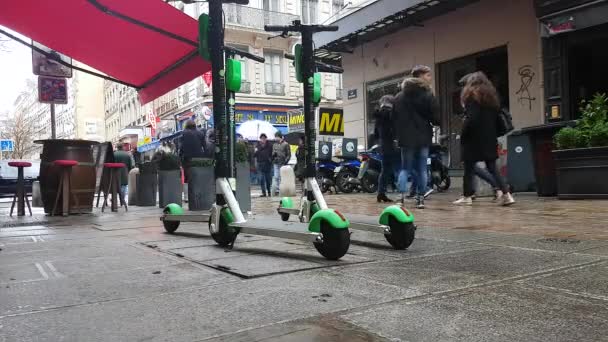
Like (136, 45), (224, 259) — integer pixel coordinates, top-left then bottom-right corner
(158, 170), (182, 208)
(187, 166), (214, 211)
(553, 146), (608, 199)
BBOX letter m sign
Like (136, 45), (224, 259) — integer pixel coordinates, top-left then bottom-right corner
(318, 108), (344, 136)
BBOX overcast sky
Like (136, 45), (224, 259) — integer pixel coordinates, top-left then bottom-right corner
(0, 27), (35, 114)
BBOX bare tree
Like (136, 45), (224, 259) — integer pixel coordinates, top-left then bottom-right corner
(0, 111), (38, 159)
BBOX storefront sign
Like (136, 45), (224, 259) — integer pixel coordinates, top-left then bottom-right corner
(85, 120), (97, 135)
(288, 109), (305, 132)
(148, 112), (158, 129)
(347, 89), (357, 100)
(234, 111), (288, 125)
(318, 108), (344, 136)
(38, 76), (68, 104)
(545, 16), (576, 35)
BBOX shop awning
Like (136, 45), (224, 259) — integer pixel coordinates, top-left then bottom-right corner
(0, 0), (210, 104)
(314, 0), (479, 62)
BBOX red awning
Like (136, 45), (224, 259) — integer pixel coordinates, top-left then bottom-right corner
(0, 0), (210, 104)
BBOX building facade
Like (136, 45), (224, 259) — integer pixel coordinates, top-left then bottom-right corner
(104, 0), (347, 145)
(316, 0), (544, 167)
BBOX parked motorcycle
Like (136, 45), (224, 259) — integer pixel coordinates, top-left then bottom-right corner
(350, 145), (383, 193)
(316, 159), (339, 193)
(428, 136), (451, 192)
(334, 158), (361, 194)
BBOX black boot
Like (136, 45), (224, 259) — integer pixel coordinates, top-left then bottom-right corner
(377, 193), (393, 203)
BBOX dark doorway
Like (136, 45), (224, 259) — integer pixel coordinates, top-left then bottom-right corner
(365, 72), (407, 148)
(568, 23), (608, 118)
(438, 46), (509, 168)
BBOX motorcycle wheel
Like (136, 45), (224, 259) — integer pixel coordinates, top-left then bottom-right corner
(316, 174), (331, 194)
(361, 175), (378, 193)
(336, 169), (356, 194)
(437, 176), (451, 192)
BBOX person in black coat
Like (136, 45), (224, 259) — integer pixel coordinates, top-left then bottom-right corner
(454, 72), (515, 206)
(373, 95), (398, 203)
(392, 65), (440, 208)
(179, 120), (206, 183)
(254, 133), (273, 197)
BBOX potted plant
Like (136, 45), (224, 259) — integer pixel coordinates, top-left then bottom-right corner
(235, 140), (251, 213)
(553, 93), (608, 199)
(157, 152), (182, 207)
(187, 158), (215, 211)
(136, 161), (158, 206)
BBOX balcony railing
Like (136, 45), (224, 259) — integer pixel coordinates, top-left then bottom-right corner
(224, 4), (299, 30)
(265, 82), (285, 96)
(238, 81), (252, 94)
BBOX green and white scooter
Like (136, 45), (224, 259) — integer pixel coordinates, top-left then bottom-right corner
(162, 1), (350, 260)
(276, 57), (416, 250)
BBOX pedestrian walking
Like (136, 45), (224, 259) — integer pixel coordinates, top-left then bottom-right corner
(254, 133), (273, 197)
(179, 120), (206, 183)
(271, 131), (291, 196)
(373, 95), (398, 203)
(113, 144), (133, 199)
(294, 136), (306, 193)
(453, 72), (515, 206)
(393, 65), (440, 209)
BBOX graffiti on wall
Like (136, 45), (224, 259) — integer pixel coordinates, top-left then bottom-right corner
(516, 65), (536, 111)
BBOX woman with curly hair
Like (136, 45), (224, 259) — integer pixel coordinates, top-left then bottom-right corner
(454, 72), (515, 206)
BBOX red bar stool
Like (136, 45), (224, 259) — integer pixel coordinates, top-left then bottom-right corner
(102, 162), (128, 212)
(52, 160), (80, 217)
(8, 161), (33, 217)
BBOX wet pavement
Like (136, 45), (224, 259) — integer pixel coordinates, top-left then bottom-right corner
(0, 192), (607, 341)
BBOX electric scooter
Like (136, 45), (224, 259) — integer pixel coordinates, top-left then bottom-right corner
(162, 8), (351, 260)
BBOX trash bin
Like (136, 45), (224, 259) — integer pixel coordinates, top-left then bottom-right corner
(506, 130), (536, 193)
(520, 121), (576, 196)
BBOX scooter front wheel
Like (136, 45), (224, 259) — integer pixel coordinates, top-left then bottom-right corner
(313, 221), (350, 260)
(384, 215), (416, 250)
(209, 210), (238, 247)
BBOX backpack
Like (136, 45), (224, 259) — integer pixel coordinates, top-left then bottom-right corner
(497, 108), (514, 137)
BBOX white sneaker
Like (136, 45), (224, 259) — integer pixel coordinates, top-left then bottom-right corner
(494, 190), (504, 202)
(453, 197), (473, 205)
(502, 193), (515, 206)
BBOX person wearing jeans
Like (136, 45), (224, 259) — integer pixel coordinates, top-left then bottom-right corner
(271, 131), (291, 196)
(392, 65), (440, 209)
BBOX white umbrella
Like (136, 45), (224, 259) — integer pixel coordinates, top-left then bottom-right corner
(237, 119), (278, 141)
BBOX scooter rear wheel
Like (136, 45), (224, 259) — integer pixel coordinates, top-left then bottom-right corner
(162, 207), (180, 234)
(314, 221), (350, 260)
(384, 215), (416, 250)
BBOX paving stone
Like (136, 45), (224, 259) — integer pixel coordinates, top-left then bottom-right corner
(0, 270), (411, 342)
(473, 234), (608, 253)
(336, 247), (599, 293)
(521, 262), (608, 300)
(343, 284), (608, 342)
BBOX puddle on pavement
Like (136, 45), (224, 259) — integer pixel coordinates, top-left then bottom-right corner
(207, 316), (387, 342)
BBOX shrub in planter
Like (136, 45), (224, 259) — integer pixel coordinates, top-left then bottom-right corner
(187, 158), (215, 211)
(158, 153), (182, 208)
(553, 93), (608, 199)
(235, 141), (251, 213)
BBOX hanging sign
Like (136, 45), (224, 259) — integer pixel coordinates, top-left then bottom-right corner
(32, 41), (73, 78)
(202, 71), (212, 87)
(38, 76), (68, 104)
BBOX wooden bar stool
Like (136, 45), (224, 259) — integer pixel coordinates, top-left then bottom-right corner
(52, 160), (80, 217)
(8, 161), (33, 217)
(102, 162), (128, 212)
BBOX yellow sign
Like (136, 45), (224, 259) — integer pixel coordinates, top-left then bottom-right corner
(319, 108), (344, 136)
(143, 136), (152, 144)
(289, 110), (305, 131)
(551, 105), (560, 119)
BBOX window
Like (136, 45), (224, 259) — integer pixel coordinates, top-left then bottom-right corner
(263, 0), (279, 12)
(264, 51), (284, 95)
(332, 0), (344, 17)
(301, 0), (318, 24)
